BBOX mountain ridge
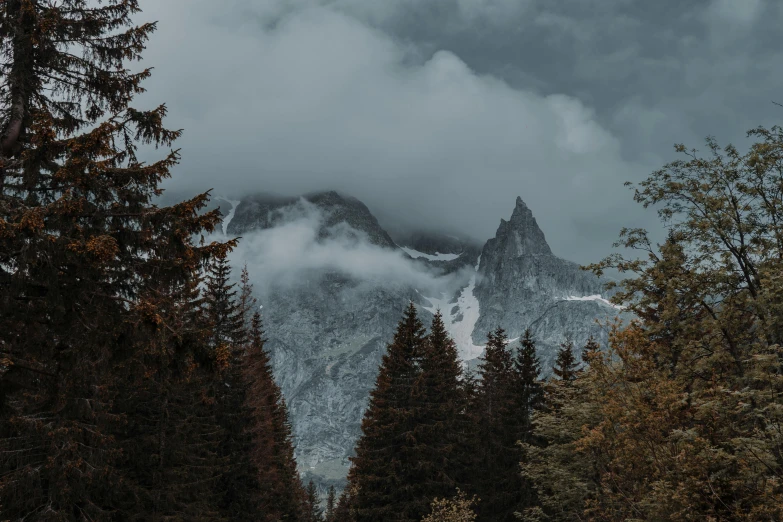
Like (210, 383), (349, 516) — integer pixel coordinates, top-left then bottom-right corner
(220, 189), (628, 491)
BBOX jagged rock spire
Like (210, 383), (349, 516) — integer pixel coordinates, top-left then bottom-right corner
(494, 196), (552, 257)
(474, 195), (611, 348)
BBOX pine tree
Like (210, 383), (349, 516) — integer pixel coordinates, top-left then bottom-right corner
(334, 485), (357, 522)
(552, 338), (580, 382)
(455, 366), (480, 494)
(305, 480), (323, 522)
(204, 252), (245, 357)
(117, 274), (231, 520)
(407, 310), (468, 515)
(514, 329), (544, 435)
(470, 327), (521, 522)
(0, 1), (230, 518)
(513, 329), (543, 511)
(325, 485), (337, 522)
(243, 311), (306, 521)
(205, 259), (266, 520)
(347, 302), (426, 522)
(520, 369), (602, 522)
(238, 263), (258, 327)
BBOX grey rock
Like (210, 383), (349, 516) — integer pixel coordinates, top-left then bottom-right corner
(526, 299), (632, 374)
(473, 196), (625, 363)
(263, 275), (417, 490)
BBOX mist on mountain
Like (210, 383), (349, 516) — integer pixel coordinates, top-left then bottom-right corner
(217, 197), (475, 296)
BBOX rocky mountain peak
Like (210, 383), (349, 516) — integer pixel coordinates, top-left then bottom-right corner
(474, 196), (610, 344)
(226, 190), (397, 249)
(492, 196), (552, 258)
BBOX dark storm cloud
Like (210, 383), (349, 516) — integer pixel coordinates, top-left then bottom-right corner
(135, 0), (782, 263)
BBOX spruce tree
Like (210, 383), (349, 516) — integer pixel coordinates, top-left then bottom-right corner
(408, 310), (467, 515)
(514, 329), (544, 433)
(455, 365), (480, 494)
(0, 1), (230, 518)
(519, 370), (602, 521)
(117, 274), (230, 519)
(552, 338), (580, 382)
(470, 327), (521, 522)
(207, 258), (264, 520)
(513, 329), (543, 510)
(238, 263), (258, 326)
(334, 486), (357, 522)
(243, 311), (306, 521)
(325, 485), (336, 522)
(204, 252), (245, 356)
(347, 302), (426, 522)
(305, 480), (323, 522)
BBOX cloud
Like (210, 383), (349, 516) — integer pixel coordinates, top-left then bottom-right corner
(137, 0), (654, 264)
(708, 0), (764, 26)
(135, 0), (782, 265)
(222, 199), (472, 295)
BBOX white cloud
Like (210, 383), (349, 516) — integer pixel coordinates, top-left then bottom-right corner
(223, 199), (471, 294)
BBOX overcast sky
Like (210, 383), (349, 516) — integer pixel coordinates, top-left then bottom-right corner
(137, 0), (783, 263)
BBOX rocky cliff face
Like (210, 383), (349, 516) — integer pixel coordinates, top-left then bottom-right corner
(472, 196), (627, 369)
(220, 191), (627, 490)
(261, 276), (416, 489)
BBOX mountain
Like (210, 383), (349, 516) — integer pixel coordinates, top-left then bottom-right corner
(217, 191), (628, 491)
(473, 196), (626, 368)
(228, 191), (397, 248)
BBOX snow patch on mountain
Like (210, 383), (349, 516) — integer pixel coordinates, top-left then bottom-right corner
(422, 256), (484, 362)
(218, 197), (241, 236)
(399, 246), (462, 262)
(563, 294), (624, 310)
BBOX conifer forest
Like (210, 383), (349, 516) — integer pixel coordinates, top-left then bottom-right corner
(1, 1), (782, 521)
